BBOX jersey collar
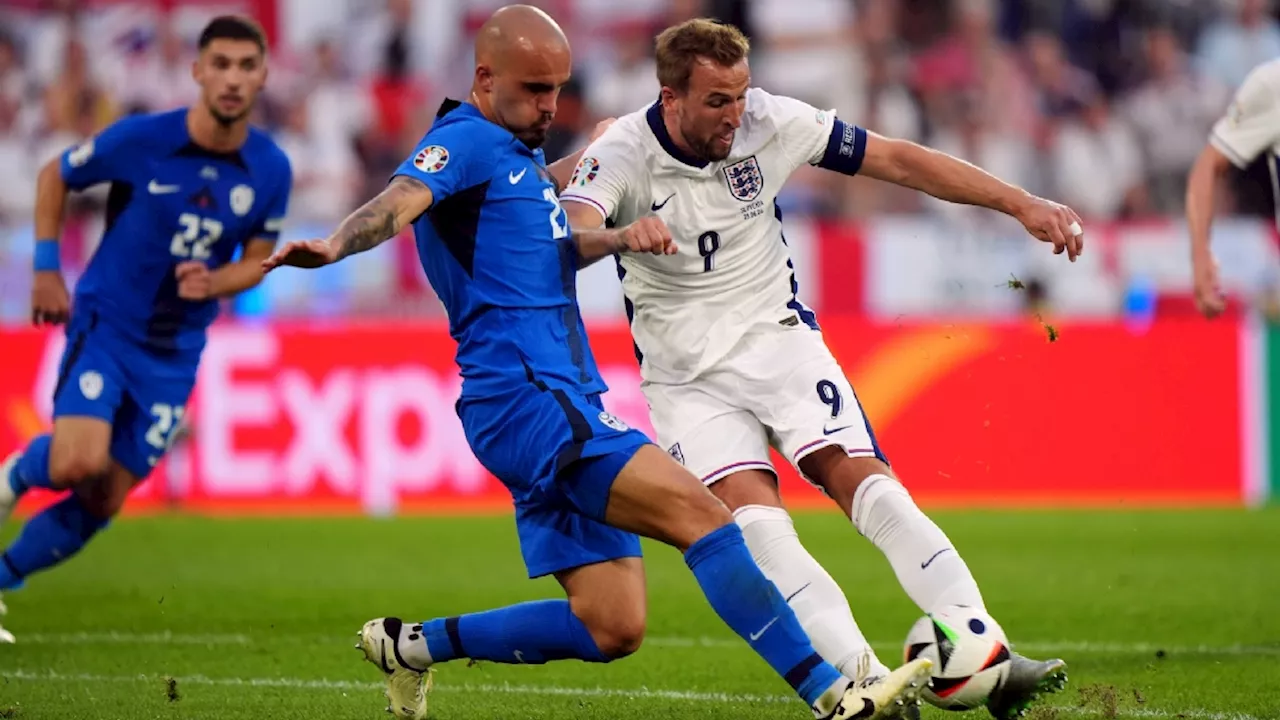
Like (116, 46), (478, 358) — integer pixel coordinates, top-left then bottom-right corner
(435, 97), (542, 159)
(646, 99), (709, 169)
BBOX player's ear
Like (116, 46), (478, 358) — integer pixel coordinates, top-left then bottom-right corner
(660, 87), (678, 110)
(474, 64), (494, 94)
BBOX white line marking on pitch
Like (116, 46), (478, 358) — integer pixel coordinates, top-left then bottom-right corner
(645, 636), (1280, 657)
(17, 631), (251, 645)
(12, 632), (1278, 657)
(0, 669), (1264, 720)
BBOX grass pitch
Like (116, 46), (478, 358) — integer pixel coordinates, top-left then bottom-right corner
(1, 508), (1277, 720)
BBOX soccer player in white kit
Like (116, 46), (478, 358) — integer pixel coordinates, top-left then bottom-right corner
(561, 20), (1080, 720)
(1187, 58), (1280, 318)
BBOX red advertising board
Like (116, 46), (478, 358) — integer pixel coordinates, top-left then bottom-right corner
(0, 317), (1244, 515)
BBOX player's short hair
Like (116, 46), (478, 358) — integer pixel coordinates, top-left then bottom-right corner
(654, 19), (750, 94)
(198, 15), (268, 54)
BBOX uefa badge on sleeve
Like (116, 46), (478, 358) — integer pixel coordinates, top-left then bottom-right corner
(571, 156), (599, 187)
(415, 145), (450, 173)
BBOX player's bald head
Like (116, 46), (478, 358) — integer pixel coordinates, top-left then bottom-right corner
(475, 5), (569, 72)
(471, 5), (572, 149)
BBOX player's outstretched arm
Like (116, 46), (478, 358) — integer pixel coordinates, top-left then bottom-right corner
(262, 177), (433, 272)
(1186, 144), (1234, 318)
(175, 240), (278, 301)
(572, 215), (677, 267)
(858, 133), (1085, 261)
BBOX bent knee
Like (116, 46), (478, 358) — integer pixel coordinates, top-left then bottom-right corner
(48, 450), (110, 487)
(588, 614), (646, 660)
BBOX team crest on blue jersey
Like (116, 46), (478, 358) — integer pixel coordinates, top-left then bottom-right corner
(230, 184), (255, 216)
(415, 145), (450, 173)
(723, 155), (763, 202)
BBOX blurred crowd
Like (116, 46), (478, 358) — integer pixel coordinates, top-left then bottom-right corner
(2, 0), (1280, 228)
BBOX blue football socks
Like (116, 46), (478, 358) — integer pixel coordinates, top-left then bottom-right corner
(9, 434), (54, 495)
(0, 494), (109, 591)
(419, 599), (609, 666)
(684, 523), (844, 706)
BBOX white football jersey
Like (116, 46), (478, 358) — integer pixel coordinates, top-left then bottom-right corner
(561, 88), (848, 385)
(1211, 58), (1280, 170)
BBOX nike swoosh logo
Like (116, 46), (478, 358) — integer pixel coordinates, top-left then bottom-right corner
(748, 616), (779, 642)
(785, 582), (812, 602)
(921, 548), (952, 569)
(148, 179), (180, 194)
(823, 425), (853, 436)
(509, 168), (527, 184)
(651, 193), (675, 211)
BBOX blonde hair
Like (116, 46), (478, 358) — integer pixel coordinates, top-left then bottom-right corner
(654, 19), (750, 93)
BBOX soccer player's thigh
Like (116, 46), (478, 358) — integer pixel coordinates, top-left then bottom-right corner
(641, 378), (776, 499)
(95, 369), (195, 516)
(48, 323), (129, 485)
(751, 330), (889, 491)
(459, 386), (646, 582)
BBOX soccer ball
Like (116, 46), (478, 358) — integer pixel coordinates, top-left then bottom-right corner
(903, 605), (1012, 710)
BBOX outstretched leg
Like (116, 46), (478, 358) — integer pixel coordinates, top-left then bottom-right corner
(806, 450), (1068, 720)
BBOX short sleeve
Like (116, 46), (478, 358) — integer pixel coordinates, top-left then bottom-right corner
(393, 121), (491, 204)
(60, 115), (150, 190)
(252, 156), (292, 243)
(748, 88), (838, 170)
(559, 127), (639, 224)
(1210, 65), (1280, 169)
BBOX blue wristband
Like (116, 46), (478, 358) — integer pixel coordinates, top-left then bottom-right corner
(34, 239), (60, 272)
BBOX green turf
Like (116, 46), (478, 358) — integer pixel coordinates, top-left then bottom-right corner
(1, 509), (1278, 720)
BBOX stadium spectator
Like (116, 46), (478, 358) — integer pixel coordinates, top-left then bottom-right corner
(1196, 0), (1280, 91)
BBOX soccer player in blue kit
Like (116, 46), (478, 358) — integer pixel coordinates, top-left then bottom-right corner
(0, 16), (291, 643)
(263, 5), (931, 720)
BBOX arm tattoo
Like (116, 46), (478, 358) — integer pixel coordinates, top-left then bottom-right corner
(333, 176), (428, 261)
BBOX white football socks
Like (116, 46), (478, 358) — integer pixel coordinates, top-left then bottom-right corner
(734, 504), (889, 680)
(851, 474), (985, 614)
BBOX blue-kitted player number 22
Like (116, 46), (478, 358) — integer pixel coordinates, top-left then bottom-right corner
(543, 187), (569, 240)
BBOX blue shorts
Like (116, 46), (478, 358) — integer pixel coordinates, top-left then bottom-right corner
(52, 313), (197, 480)
(459, 383), (650, 578)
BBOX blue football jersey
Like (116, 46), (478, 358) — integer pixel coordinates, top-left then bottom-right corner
(61, 109), (292, 354)
(394, 100), (606, 397)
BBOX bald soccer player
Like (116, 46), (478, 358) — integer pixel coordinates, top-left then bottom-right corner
(262, 6), (931, 720)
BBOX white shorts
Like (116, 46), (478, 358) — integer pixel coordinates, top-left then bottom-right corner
(642, 324), (886, 486)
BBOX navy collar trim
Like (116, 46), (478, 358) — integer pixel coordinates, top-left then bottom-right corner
(645, 99), (708, 169)
(434, 98), (539, 157)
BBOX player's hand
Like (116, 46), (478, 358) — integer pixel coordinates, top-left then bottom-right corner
(1015, 195), (1085, 262)
(588, 118), (616, 143)
(617, 216), (678, 256)
(176, 261), (213, 301)
(261, 238), (339, 272)
(1192, 252), (1227, 319)
(31, 271), (70, 326)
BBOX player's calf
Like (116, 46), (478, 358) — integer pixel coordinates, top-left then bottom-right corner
(805, 452), (986, 615)
(558, 557), (647, 659)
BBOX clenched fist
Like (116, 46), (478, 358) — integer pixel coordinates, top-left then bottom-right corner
(176, 261), (213, 300)
(31, 271), (70, 326)
(617, 216), (678, 256)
